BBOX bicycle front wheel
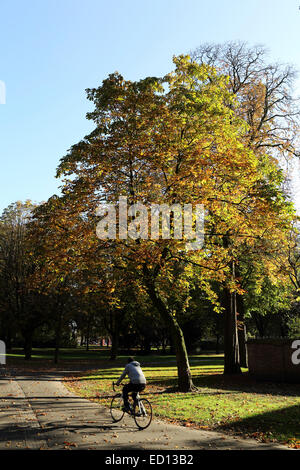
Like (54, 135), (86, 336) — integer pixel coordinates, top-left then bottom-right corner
(133, 398), (152, 430)
(110, 394), (125, 422)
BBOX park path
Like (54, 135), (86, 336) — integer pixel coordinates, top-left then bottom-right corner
(0, 368), (289, 450)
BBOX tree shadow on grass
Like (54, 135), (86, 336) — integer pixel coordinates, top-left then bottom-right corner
(63, 367), (300, 399)
(191, 373), (300, 397)
(216, 403), (300, 443)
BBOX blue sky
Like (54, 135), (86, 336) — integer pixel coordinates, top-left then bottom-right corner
(1, 0), (300, 213)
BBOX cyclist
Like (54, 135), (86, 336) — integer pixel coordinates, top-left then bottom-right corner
(116, 357), (146, 412)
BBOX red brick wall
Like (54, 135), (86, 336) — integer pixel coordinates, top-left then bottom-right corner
(247, 340), (300, 383)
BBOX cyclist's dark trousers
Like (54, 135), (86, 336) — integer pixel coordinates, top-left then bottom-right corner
(123, 383), (145, 406)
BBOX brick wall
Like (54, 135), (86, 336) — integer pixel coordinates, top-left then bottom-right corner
(247, 339), (300, 383)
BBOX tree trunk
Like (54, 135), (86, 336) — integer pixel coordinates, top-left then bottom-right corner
(5, 330), (12, 353)
(161, 337), (167, 355)
(170, 316), (194, 391)
(237, 295), (248, 368)
(110, 332), (119, 360)
(215, 334), (220, 354)
(86, 317), (90, 352)
(110, 310), (119, 360)
(144, 278), (195, 392)
(223, 285), (241, 375)
(54, 312), (62, 365)
(140, 335), (151, 355)
(23, 329), (33, 360)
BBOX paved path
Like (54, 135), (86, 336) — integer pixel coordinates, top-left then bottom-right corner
(0, 369), (289, 450)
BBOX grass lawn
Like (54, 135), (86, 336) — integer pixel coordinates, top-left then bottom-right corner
(63, 352), (300, 448)
(5, 348), (300, 448)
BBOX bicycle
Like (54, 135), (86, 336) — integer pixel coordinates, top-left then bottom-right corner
(110, 382), (152, 430)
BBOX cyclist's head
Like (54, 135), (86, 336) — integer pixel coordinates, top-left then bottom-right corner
(127, 356), (135, 363)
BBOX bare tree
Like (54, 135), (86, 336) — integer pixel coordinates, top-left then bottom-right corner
(191, 41), (300, 161)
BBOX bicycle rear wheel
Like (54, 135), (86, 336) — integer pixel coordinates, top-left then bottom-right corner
(133, 398), (152, 430)
(110, 394), (125, 422)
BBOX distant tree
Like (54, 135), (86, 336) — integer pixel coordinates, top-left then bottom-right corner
(0, 200), (46, 359)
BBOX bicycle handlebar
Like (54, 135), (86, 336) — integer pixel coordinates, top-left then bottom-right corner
(112, 381), (120, 392)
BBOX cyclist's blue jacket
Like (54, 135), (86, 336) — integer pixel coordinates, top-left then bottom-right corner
(116, 361), (146, 385)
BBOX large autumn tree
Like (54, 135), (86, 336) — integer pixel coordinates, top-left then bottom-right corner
(49, 55), (294, 390)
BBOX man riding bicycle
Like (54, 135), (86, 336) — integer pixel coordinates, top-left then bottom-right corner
(116, 357), (146, 412)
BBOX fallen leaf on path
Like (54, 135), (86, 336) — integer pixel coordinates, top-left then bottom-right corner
(63, 441), (77, 447)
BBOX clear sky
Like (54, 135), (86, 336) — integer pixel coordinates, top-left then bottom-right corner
(1, 0), (300, 213)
